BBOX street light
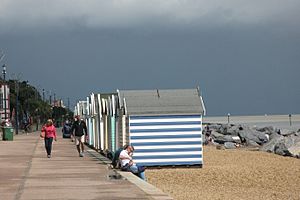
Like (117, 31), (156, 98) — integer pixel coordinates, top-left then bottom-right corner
(2, 64), (7, 120)
(42, 89), (45, 101)
(49, 90), (52, 105)
(15, 79), (19, 134)
(11, 73), (21, 135)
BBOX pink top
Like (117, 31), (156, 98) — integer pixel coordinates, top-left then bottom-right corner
(42, 125), (57, 139)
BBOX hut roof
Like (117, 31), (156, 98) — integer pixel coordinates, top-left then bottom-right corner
(118, 88), (205, 116)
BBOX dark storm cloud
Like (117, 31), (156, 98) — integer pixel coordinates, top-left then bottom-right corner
(1, 0), (300, 31)
(0, 1), (300, 115)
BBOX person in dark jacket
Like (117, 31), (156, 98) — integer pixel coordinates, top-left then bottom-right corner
(62, 120), (72, 138)
(71, 116), (88, 157)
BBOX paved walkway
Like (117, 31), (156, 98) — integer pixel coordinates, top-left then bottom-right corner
(0, 131), (172, 200)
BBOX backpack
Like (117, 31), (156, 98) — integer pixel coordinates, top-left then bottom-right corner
(64, 124), (71, 134)
(111, 148), (123, 169)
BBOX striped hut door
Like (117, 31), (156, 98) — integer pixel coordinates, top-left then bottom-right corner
(129, 115), (203, 167)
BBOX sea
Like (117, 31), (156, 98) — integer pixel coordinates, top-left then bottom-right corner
(203, 114), (300, 131)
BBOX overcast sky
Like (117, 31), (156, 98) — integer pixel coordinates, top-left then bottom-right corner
(1, 0), (300, 116)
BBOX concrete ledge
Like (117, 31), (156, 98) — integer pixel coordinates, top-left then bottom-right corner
(119, 171), (173, 200)
(86, 149), (112, 164)
(85, 148), (173, 200)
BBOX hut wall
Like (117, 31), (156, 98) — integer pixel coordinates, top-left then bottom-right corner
(87, 118), (93, 146)
(129, 114), (203, 166)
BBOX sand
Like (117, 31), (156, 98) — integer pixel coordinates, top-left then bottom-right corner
(146, 146), (300, 200)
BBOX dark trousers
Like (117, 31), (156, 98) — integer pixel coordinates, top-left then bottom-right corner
(44, 137), (53, 155)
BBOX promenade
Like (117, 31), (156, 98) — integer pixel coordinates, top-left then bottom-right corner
(0, 131), (172, 200)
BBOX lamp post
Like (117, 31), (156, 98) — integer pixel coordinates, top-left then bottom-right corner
(49, 90), (52, 106)
(2, 64), (7, 120)
(42, 89), (45, 101)
(11, 73), (21, 134)
(15, 80), (19, 134)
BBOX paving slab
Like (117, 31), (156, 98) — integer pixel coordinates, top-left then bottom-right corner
(0, 131), (173, 200)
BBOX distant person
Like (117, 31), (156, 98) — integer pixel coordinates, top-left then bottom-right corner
(62, 120), (72, 138)
(23, 119), (30, 134)
(1, 119), (11, 127)
(204, 125), (212, 145)
(71, 116), (88, 157)
(119, 145), (146, 181)
(41, 119), (57, 158)
(25, 117), (33, 134)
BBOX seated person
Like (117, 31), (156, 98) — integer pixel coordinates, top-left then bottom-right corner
(111, 144), (129, 169)
(119, 145), (146, 181)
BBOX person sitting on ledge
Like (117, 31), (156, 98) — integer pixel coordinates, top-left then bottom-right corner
(111, 144), (129, 169)
(119, 145), (146, 181)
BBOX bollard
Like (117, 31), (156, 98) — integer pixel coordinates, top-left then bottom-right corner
(227, 113), (230, 124)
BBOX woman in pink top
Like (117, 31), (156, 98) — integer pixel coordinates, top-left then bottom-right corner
(41, 119), (57, 158)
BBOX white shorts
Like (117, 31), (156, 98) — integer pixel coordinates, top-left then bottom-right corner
(75, 135), (85, 145)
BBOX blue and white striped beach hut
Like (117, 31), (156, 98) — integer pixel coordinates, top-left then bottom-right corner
(118, 88), (206, 167)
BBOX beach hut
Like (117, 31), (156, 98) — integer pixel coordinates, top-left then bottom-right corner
(98, 93), (118, 154)
(74, 100), (88, 120)
(84, 93), (119, 153)
(88, 93), (103, 151)
(117, 88), (206, 167)
(0, 83), (10, 121)
(86, 96), (92, 145)
(107, 94), (118, 153)
(87, 93), (101, 149)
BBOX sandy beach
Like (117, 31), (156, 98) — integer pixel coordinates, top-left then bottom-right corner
(146, 146), (300, 200)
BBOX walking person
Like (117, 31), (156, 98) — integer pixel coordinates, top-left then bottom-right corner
(41, 119), (57, 158)
(71, 116), (88, 157)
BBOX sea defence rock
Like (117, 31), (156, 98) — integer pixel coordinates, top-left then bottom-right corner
(211, 131), (241, 144)
(288, 141), (300, 158)
(260, 134), (284, 153)
(261, 134), (300, 157)
(257, 126), (275, 133)
(227, 125), (243, 136)
(224, 142), (237, 149)
(204, 123), (300, 158)
(280, 129), (296, 136)
(268, 132), (282, 140)
(238, 127), (269, 145)
(274, 141), (292, 156)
